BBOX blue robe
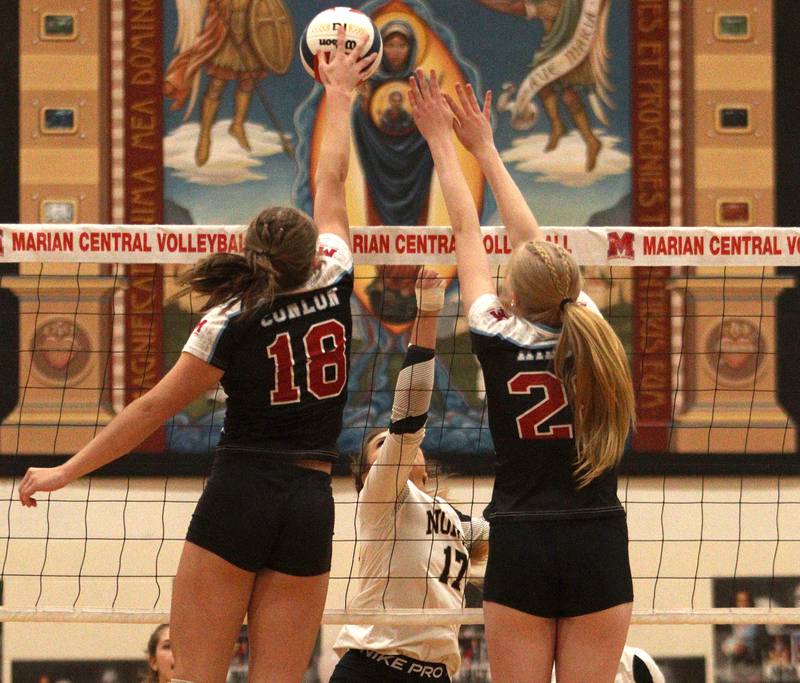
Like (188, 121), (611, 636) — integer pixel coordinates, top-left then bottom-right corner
(352, 21), (434, 225)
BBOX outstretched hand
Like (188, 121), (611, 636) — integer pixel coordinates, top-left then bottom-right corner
(415, 267), (446, 312)
(445, 83), (495, 159)
(408, 69), (454, 142)
(318, 26), (379, 95)
(19, 465), (69, 507)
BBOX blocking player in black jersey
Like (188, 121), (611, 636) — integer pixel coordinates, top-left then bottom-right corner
(19, 28), (377, 683)
(409, 72), (636, 683)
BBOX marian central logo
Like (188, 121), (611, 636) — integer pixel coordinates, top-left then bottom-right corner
(607, 231), (635, 260)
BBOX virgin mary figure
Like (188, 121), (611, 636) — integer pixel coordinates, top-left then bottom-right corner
(352, 19), (434, 227)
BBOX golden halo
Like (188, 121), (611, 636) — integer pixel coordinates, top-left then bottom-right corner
(369, 80), (415, 132)
(374, 11), (429, 63)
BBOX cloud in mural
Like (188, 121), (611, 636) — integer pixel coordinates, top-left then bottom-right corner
(164, 120), (286, 186)
(500, 131), (631, 188)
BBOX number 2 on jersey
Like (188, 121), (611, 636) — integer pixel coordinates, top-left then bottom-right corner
(507, 370), (573, 440)
(266, 320), (347, 404)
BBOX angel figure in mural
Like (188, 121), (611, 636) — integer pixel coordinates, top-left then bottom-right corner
(164, 0), (294, 166)
(474, 0), (613, 172)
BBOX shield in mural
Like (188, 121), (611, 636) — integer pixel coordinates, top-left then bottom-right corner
(248, 0), (295, 74)
(32, 318), (91, 384)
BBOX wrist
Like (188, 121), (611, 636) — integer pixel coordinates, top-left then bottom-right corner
(427, 133), (455, 150)
(56, 462), (75, 486)
(475, 145), (502, 167)
(416, 279), (446, 312)
(427, 135), (458, 163)
(325, 87), (352, 105)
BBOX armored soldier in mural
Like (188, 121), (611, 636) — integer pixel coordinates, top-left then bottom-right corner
(475, 0), (612, 172)
(164, 0), (294, 166)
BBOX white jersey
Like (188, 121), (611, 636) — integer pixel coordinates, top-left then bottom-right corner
(334, 345), (488, 676)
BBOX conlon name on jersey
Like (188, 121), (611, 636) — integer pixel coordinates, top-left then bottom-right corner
(260, 287), (341, 327)
(426, 507), (464, 542)
(517, 349), (554, 361)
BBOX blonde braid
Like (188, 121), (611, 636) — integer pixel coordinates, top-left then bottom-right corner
(528, 243), (560, 290)
(552, 243), (575, 298)
(528, 242), (571, 300)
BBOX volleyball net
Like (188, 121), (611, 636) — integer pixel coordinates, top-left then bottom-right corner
(0, 224), (799, 625)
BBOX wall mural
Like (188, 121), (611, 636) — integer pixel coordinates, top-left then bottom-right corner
(157, 0), (633, 461)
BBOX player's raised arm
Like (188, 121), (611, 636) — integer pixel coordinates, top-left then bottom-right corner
(19, 354), (222, 507)
(313, 27), (378, 246)
(409, 69), (494, 313)
(359, 270), (445, 506)
(445, 82), (541, 247)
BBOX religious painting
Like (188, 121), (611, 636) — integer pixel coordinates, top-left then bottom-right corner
(155, 0), (634, 464)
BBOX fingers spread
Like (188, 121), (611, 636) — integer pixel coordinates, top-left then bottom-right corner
(348, 32), (370, 63)
(429, 69), (441, 99)
(357, 51), (378, 76)
(407, 84), (418, 109)
(334, 25), (347, 60)
(409, 73), (423, 103)
(415, 68), (429, 98)
(455, 83), (473, 116)
(443, 93), (465, 124)
(465, 83), (481, 114)
(483, 90), (493, 121)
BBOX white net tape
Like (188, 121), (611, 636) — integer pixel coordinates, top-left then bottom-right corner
(3, 224), (800, 266)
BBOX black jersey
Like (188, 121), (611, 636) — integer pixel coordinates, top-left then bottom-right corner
(469, 293), (625, 522)
(182, 233), (353, 462)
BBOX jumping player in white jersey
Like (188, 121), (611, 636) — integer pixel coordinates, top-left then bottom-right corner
(331, 270), (489, 683)
(18, 28), (377, 683)
(410, 72), (636, 683)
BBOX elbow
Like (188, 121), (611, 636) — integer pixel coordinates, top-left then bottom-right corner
(315, 165), (347, 188)
(133, 393), (172, 425)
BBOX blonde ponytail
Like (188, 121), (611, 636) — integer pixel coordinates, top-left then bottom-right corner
(509, 240), (635, 486)
(554, 302), (635, 486)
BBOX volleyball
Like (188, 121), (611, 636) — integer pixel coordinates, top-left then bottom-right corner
(299, 7), (383, 82)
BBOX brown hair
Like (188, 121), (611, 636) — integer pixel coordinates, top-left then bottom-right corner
(352, 429), (386, 493)
(507, 240), (636, 487)
(143, 623), (169, 683)
(176, 207), (318, 316)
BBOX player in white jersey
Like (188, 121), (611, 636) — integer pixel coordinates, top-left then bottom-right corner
(331, 270), (489, 683)
(411, 73), (636, 683)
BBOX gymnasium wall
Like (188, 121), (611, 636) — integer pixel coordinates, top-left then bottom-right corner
(3, 0), (798, 681)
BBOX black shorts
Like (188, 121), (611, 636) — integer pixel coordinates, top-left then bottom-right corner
(330, 650), (450, 683)
(186, 453), (334, 575)
(483, 515), (633, 618)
